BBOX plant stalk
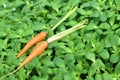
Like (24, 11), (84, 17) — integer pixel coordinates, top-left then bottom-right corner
(52, 6), (78, 30)
(47, 19), (88, 43)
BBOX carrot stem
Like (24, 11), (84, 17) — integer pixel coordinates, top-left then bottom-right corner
(52, 6), (77, 30)
(47, 19), (88, 43)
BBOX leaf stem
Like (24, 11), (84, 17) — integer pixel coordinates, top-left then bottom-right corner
(47, 19), (88, 43)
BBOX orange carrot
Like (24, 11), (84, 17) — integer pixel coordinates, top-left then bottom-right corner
(0, 41), (48, 80)
(19, 41), (48, 67)
(16, 32), (47, 58)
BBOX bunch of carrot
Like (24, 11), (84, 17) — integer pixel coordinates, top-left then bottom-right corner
(0, 6), (88, 80)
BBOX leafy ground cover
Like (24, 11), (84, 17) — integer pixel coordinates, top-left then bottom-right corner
(0, 0), (120, 80)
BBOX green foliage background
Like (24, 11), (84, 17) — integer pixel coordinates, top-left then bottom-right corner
(0, 0), (120, 80)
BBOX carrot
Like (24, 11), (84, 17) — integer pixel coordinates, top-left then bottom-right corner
(16, 32), (47, 58)
(0, 41), (48, 80)
(19, 41), (48, 67)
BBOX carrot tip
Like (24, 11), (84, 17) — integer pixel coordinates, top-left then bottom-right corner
(16, 55), (19, 58)
(16, 53), (22, 58)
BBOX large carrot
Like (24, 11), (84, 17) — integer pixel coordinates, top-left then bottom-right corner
(0, 41), (48, 80)
(16, 32), (47, 58)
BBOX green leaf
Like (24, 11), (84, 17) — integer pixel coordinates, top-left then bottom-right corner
(91, 11), (99, 17)
(24, 28), (34, 37)
(47, 13), (58, 20)
(81, 2), (90, 8)
(83, 33), (92, 42)
(110, 35), (120, 45)
(115, 29), (120, 36)
(63, 73), (71, 80)
(86, 76), (94, 80)
(110, 54), (119, 63)
(0, 10), (8, 17)
(102, 73), (113, 80)
(100, 13), (107, 22)
(68, 20), (78, 26)
(67, 41), (74, 49)
(18, 68), (26, 80)
(115, 0), (120, 10)
(77, 8), (86, 15)
(50, 2), (59, 12)
(25, 58), (36, 70)
(96, 59), (105, 69)
(116, 14), (120, 20)
(64, 54), (75, 64)
(0, 31), (6, 38)
(13, 0), (25, 7)
(109, 15), (115, 25)
(107, 11), (114, 18)
(112, 24), (119, 30)
(96, 28), (103, 35)
(6, 54), (19, 66)
(16, 29), (24, 37)
(88, 62), (99, 76)
(44, 60), (55, 67)
(115, 62), (120, 73)
(75, 62), (83, 73)
(89, 0), (100, 10)
(105, 31), (114, 41)
(95, 74), (102, 80)
(100, 22), (110, 30)
(108, 0), (114, 5)
(54, 57), (65, 67)
(68, 0), (80, 7)
(85, 21), (97, 30)
(99, 49), (109, 60)
(8, 33), (20, 39)
(57, 43), (72, 53)
(85, 52), (95, 62)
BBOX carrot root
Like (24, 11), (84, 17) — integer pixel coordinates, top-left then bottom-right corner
(19, 41), (48, 68)
(16, 32), (47, 58)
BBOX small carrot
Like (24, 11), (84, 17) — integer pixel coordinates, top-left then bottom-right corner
(16, 32), (47, 58)
(0, 41), (48, 80)
(19, 41), (48, 67)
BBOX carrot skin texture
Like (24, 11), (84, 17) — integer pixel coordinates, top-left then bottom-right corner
(16, 32), (47, 58)
(19, 41), (48, 67)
